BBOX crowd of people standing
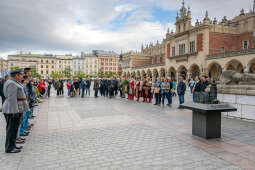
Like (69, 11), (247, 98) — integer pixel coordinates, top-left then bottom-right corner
(55, 74), (212, 109)
(0, 68), (51, 154)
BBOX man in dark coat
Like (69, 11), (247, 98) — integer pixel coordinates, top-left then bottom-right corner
(177, 76), (186, 108)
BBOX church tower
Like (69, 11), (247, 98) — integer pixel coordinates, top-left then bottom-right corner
(175, 0), (192, 33)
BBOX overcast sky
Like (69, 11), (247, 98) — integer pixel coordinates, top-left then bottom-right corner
(0, 0), (252, 58)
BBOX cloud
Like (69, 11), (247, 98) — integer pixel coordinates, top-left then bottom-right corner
(0, 0), (252, 58)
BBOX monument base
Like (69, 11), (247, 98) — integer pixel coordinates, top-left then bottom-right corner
(181, 102), (237, 139)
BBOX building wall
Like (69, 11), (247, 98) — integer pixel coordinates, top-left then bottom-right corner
(56, 55), (73, 72)
(84, 56), (98, 76)
(98, 56), (119, 73)
(37, 57), (56, 78)
(72, 57), (85, 75)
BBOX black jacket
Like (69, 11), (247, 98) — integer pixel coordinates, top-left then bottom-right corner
(177, 81), (186, 95)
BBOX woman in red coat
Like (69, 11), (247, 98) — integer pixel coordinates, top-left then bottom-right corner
(128, 78), (135, 100)
(38, 79), (46, 95)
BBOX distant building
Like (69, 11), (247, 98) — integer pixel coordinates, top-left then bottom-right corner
(37, 54), (56, 78)
(72, 55), (85, 75)
(96, 50), (120, 74)
(84, 53), (98, 77)
(56, 54), (73, 72)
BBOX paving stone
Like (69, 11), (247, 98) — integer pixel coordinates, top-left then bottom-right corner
(0, 91), (252, 169)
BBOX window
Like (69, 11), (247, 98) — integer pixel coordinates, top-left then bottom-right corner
(190, 41), (195, 53)
(46, 60), (48, 63)
(59, 61), (61, 63)
(46, 71), (48, 74)
(52, 60), (54, 64)
(172, 47), (175, 57)
(41, 60), (43, 63)
(52, 65), (54, 69)
(41, 65), (43, 68)
(179, 44), (185, 55)
(46, 65), (48, 68)
(41, 71), (43, 74)
(243, 40), (248, 49)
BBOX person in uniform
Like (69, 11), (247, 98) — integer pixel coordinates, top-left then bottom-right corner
(135, 78), (140, 101)
(3, 70), (28, 153)
(128, 78), (135, 100)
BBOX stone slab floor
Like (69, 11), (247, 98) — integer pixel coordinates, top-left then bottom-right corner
(0, 91), (255, 170)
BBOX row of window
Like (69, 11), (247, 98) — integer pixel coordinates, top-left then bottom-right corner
(101, 67), (118, 71)
(58, 61), (71, 64)
(171, 41), (196, 57)
(100, 59), (119, 62)
(101, 63), (117, 66)
(41, 60), (54, 64)
(41, 70), (53, 74)
(41, 65), (54, 69)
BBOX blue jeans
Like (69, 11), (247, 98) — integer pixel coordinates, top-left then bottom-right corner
(178, 94), (185, 104)
(190, 86), (193, 94)
(166, 92), (172, 105)
(20, 111), (30, 135)
(68, 89), (71, 96)
(162, 92), (172, 105)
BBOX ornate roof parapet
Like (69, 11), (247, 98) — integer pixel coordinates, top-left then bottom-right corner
(221, 16), (228, 25)
(213, 18), (217, 25)
(203, 10), (211, 25)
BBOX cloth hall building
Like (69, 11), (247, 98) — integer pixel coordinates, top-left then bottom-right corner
(121, 1), (255, 80)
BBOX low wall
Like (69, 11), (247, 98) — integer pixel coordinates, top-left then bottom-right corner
(217, 85), (255, 120)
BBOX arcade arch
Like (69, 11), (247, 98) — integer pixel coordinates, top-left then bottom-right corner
(177, 65), (188, 79)
(208, 62), (222, 80)
(189, 64), (200, 79)
(248, 58), (255, 73)
(168, 67), (176, 79)
(225, 59), (243, 73)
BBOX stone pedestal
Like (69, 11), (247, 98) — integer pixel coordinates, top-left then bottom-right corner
(181, 102), (237, 139)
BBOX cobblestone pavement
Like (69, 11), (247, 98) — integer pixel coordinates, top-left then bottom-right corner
(0, 91), (255, 170)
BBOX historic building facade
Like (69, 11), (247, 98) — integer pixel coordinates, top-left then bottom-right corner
(72, 55), (85, 75)
(97, 50), (120, 74)
(37, 55), (56, 78)
(84, 53), (98, 76)
(121, 1), (255, 80)
(55, 55), (73, 72)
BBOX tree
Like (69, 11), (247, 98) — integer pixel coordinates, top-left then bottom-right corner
(31, 66), (42, 79)
(62, 67), (72, 79)
(10, 66), (20, 71)
(74, 71), (86, 79)
(105, 71), (117, 78)
(98, 70), (105, 78)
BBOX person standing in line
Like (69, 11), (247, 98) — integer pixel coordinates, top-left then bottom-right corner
(85, 78), (91, 96)
(161, 78), (170, 107)
(3, 70), (28, 153)
(166, 77), (173, 106)
(47, 80), (52, 98)
(93, 78), (100, 98)
(0, 75), (9, 105)
(128, 77), (135, 100)
(153, 77), (162, 106)
(81, 78), (86, 98)
(189, 78), (195, 94)
(172, 78), (177, 97)
(177, 76), (186, 108)
(60, 80), (64, 96)
(113, 77), (118, 96)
